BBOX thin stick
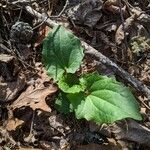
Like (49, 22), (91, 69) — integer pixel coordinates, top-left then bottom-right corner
(25, 6), (57, 28)
(25, 6), (150, 100)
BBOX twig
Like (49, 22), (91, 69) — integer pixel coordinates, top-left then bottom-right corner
(25, 6), (150, 100)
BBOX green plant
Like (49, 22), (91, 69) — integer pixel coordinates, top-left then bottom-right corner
(131, 36), (150, 56)
(42, 25), (142, 124)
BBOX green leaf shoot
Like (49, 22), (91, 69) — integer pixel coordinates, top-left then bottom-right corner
(58, 73), (86, 93)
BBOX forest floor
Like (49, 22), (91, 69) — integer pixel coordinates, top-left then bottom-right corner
(0, 0), (150, 149)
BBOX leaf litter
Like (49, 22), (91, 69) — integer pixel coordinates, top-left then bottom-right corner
(11, 84), (57, 112)
(0, 0), (150, 149)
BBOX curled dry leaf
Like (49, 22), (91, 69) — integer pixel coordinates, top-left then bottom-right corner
(104, 0), (127, 15)
(11, 84), (57, 112)
(115, 15), (135, 45)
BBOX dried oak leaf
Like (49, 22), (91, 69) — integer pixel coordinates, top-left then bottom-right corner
(11, 84), (57, 112)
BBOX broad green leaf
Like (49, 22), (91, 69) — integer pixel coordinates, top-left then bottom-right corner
(55, 92), (72, 114)
(68, 73), (142, 124)
(58, 73), (86, 93)
(42, 25), (84, 81)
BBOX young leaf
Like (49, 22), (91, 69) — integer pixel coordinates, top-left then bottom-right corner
(42, 25), (84, 81)
(68, 73), (142, 124)
(58, 73), (86, 93)
(82, 72), (105, 88)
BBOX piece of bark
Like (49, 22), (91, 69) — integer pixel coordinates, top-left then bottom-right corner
(25, 6), (150, 100)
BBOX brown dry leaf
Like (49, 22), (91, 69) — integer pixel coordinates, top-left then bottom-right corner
(0, 76), (26, 103)
(111, 119), (150, 146)
(6, 119), (24, 131)
(27, 63), (51, 87)
(128, 58), (150, 85)
(104, 0), (127, 15)
(68, 0), (103, 28)
(105, 5), (123, 14)
(11, 84), (57, 112)
(104, 0), (118, 6)
(35, 63), (52, 85)
(115, 15), (135, 45)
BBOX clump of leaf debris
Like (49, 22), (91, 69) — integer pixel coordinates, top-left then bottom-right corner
(0, 0), (150, 150)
